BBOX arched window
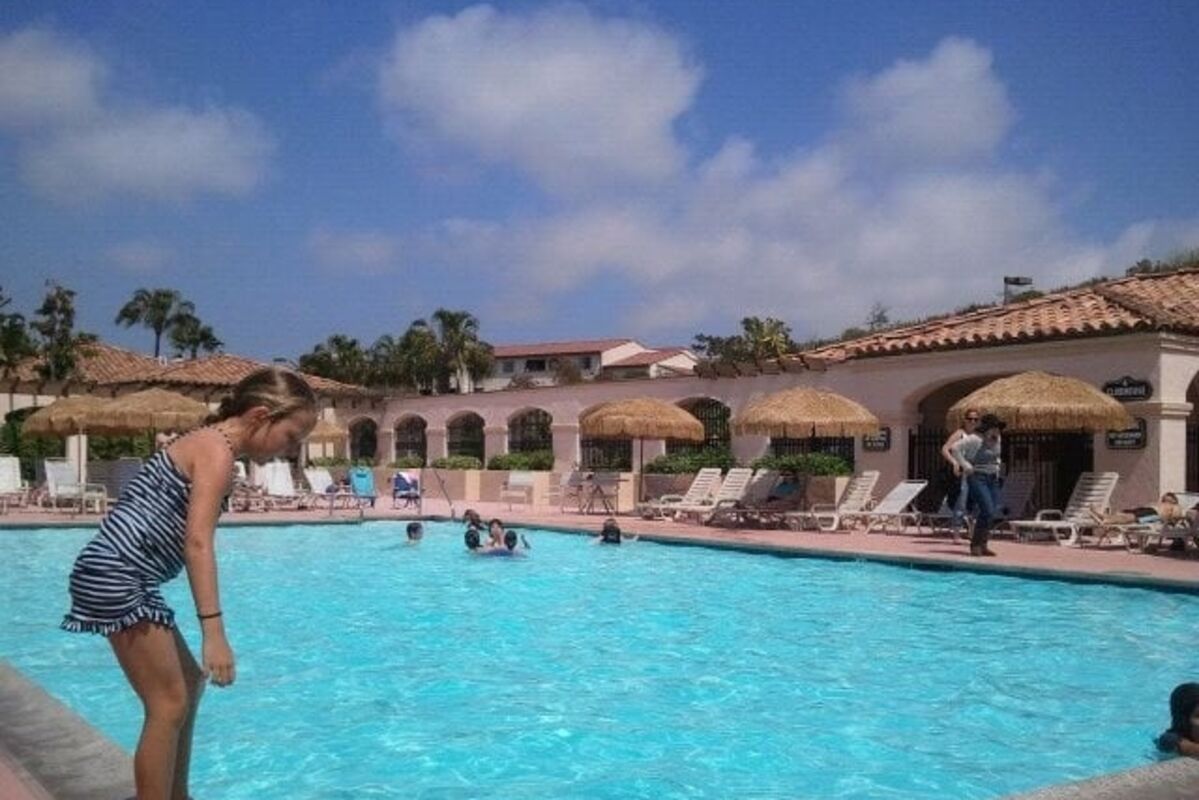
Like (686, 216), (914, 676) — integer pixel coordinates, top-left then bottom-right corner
(580, 437), (632, 471)
(666, 398), (731, 456)
(394, 417), (427, 465)
(508, 409), (552, 453)
(447, 413), (485, 461)
(349, 419), (378, 463)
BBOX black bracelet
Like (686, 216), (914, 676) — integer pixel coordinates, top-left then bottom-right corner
(197, 611), (223, 620)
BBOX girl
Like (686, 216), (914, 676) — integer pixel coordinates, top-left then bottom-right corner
(1157, 682), (1199, 758)
(62, 367), (317, 800)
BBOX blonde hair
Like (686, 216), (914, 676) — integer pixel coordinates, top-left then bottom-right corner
(206, 367), (317, 424)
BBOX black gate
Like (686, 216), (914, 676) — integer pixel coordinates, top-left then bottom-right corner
(907, 428), (1092, 513)
(1187, 422), (1198, 492)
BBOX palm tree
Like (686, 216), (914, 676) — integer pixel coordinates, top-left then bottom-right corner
(430, 309), (493, 394)
(169, 315), (223, 359)
(115, 288), (196, 357)
(297, 334), (370, 385)
(741, 316), (795, 361)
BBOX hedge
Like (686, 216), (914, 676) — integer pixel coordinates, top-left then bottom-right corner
(643, 448), (739, 474)
(750, 452), (851, 476)
(430, 455), (484, 470)
(390, 455), (426, 469)
(486, 450), (554, 471)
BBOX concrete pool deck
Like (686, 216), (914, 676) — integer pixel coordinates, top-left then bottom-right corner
(2, 500), (1197, 797)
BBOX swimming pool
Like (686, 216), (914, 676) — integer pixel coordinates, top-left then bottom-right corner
(2, 521), (1195, 798)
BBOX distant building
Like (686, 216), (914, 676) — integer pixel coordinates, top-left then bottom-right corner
(482, 339), (696, 391)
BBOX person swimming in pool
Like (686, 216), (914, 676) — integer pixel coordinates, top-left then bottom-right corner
(406, 521), (423, 543)
(464, 524), (482, 551)
(596, 518), (622, 544)
(1157, 682), (1199, 758)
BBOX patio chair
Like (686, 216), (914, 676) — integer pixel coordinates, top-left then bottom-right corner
(547, 471), (586, 513)
(40, 458), (107, 514)
(0, 455), (30, 511)
(304, 467), (355, 510)
(706, 469), (781, 527)
(392, 471), (422, 511)
(348, 466), (377, 508)
(841, 479), (928, 534)
(637, 467), (722, 519)
(674, 468), (755, 523)
(583, 472), (623, 515)
(926, 470), (1036, 538)
(500, 470), (536, 510)
(1007, 471), (1119, 547)
(260, 461), (316, 510)
(785, 470), (880, 532)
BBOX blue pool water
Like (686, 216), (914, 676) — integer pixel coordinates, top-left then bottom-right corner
(2, 521), (1196, 798)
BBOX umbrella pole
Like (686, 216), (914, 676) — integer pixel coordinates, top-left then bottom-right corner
(638, 438), (644, 506)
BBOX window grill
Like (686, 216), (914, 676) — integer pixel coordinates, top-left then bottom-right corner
(580, 438), (632, 470)
(508, 409), (552, 453)
(447, 414), (485, 461)
(666, 398), (731, 456)
(1189, 422), (1199, 492)
(394, 418), (427, 464)
(349, 420), (378, 462)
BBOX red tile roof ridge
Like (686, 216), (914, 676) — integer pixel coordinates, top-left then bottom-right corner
(492, 338), (635, 357)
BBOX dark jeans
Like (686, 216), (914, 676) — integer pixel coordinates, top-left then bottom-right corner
(967, 472), (1002, 548)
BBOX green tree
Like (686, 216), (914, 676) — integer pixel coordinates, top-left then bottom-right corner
(169, 314), (223, 358)
(430, 308), (493, 394)
(692, 316), (796, 363)
(395, 321), (442, 392)
(30, 281), (96, 382)
(866, 302), (890, 332)
(298, 334), (371, 385)
(0, 287), (35, 377)
(115, 288), (197, 357)
(551, 357), (583, 385)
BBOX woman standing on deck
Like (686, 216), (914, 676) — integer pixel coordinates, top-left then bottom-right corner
(61, 368), (317, 800)
(953, 413), (1005, 557)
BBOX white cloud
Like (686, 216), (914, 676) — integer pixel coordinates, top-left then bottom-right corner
(24, 107), (273, 201)
(0, 28), (103, 129)
(378, 3), (700, 191)
(308, 228), (401, 275)
(841, 37), (1015, 165)
(105, 240), (175, 273)
(400, 35), (1199, 338)
(0, 26), (273, 202)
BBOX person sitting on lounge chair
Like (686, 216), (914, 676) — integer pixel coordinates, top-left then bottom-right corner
(761, 471), (803, 510)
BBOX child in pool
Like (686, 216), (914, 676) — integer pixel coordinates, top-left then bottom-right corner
(1157, 682), (1199, 758)
(406, 522), (423, 542)
(61, 367), (318, 800)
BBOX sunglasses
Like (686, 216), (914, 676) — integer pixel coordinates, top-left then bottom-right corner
(965, 416), (980, 422)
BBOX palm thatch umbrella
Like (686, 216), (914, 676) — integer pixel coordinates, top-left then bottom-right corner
(946, 371), (1133, 432)
(731, 387), (880, 438)
(22, 395), (116, 502)
(98, 388), (210, 434)
(306, 418), (348, 443)
(579, 398), (705, 502)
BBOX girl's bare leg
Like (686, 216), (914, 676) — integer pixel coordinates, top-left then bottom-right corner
(110, 622), (192, 800)
(169, 628), (205, 800)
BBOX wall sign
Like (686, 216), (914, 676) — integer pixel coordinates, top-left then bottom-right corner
(1106, 417), (1147, 450)
(862, 426), (891, 452)
(1102, 376), (1153, 402)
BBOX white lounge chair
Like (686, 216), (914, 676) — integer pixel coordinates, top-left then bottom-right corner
(305, 467), (356, 510)
(675, 468), (755, 523)
(41, 458), (107, 514)
(0, 455), (29, 512)
(637, 467), (722, 519)
(785, 470), (880, 532)
(1007, 471), (1119, 547)
(500, 470), (536, 509)
(706, 469), (781, 527)
(926, 470), (1036, 538)
(259, 460), (314, 510)
(842, 479), (928, 534)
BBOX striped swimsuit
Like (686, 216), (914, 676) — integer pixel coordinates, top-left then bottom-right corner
(62, 449), (193, 635)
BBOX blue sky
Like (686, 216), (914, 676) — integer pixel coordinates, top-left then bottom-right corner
(2, 1), (1197, 361)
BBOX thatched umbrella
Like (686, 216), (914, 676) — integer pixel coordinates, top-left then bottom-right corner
(98, 389), (210, 434)
(22, 395), (115, 504)
(731, 387), (880, 438)
(306, 418), (347, 443)
(947, 371), (1133, 432)
(579, 398), (705, 502)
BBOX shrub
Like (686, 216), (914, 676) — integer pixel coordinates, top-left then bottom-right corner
(390, 455), (425, 469)
(643, 448), (739, 474)
(430, 455), (483, 470)
(309, 456), (350, 467)
(750, 452), (851, 476)
(351, 458), (376, 467)
(486, 450), (554, 471)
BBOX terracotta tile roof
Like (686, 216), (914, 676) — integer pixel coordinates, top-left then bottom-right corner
(492, 338), (633, 358)
(103, 353), (371, 397)
(606, 348), (695, 367)
(802, 269), (1199, 363)
(7, 342), (161, 385)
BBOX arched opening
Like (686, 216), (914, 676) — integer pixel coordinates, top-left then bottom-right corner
(349, 418), (378, 463)
(508, 408), (553, 454)
(666, 398), (730, 456)
(394, 416), (428, 465)
(1186, 375), (1199, 491)
(447, 412), (485, 462)
(908, 375), (1093, 512)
